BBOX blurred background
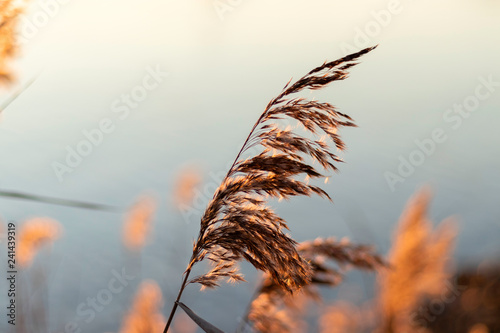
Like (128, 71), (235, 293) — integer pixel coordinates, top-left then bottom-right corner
(0, 0), (499, 332)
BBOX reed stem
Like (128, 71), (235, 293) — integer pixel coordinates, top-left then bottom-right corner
(163, 268), (192, 333)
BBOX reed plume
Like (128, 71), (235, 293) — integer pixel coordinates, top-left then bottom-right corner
(18, 217), (61, 267)
(172, 166), (203, 210)
(0, 0), (25, 84)
(122, 195), (156, 251)
(246, 237), (385, 333)
(376, 187), (457, 333)
(164, 46), (377, 331)
(120, 280), (166, 333)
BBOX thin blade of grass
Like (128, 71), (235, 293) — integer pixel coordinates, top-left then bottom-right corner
(0, 74), (39, 113)
(177, 302), (225, 333)
(0, 190), (118, 211)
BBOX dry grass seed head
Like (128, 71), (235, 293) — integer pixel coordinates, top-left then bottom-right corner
(247, 237), (385, 332)
(172, 166), (203, 209)
(123, 195), (156, 250)
(0, 0), (26, 84)
(18, 217), (61, 267)
(188, 47), (377, 294)
(120, 280), (165, 333)
(377, 187), (457, 332)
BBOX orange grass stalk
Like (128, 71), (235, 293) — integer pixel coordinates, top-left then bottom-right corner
(172, 166), (202, 210)
(0, 0), (26, 84)
(245, 237), (384, 333)
(376, 188), (457, 333)
(164, 46), (377, 332)
(120, 280), (166, 333)
(18, 217), (61, 267)
(122, 196), (156, 251)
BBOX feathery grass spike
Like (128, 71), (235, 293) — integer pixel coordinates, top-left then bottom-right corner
(376, 187), (457, 333)
(164, 46), (377, 332)
(0, 0), (27, 84)
(244, 237), (385, 333)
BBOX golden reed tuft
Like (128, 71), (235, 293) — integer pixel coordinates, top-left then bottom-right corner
(18, 217), (61, 267)
(186, 47), (378, 292)
(246, 237), (385, 332)
(164, 46), (378, 332)
(122, 196), (156, 251)
(120, 280), (166, 333)
(0, 0), (26, 84)
(172, 166), (202, 210)
(376, 187), (457, 333)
